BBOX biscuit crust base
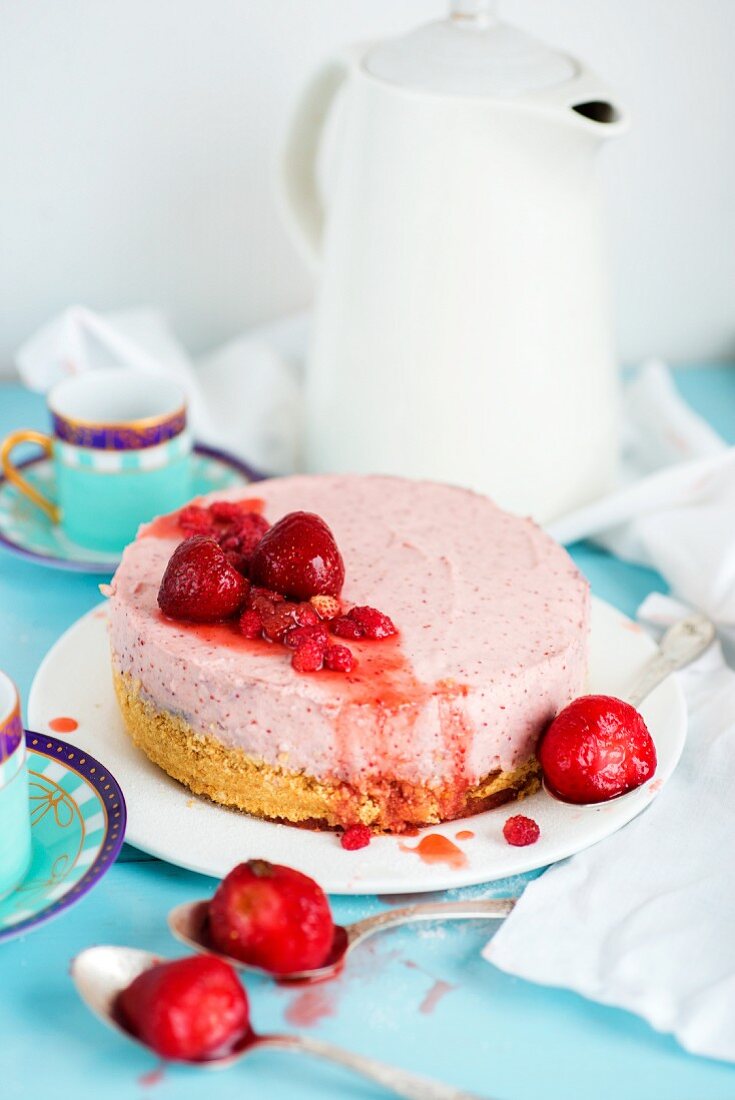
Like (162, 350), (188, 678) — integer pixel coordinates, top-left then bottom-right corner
(113, 670), (541, 834)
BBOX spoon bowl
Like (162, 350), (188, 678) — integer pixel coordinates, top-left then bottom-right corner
(71, 944), (491, 1098)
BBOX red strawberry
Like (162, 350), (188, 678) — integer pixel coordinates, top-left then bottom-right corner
(117, 955), (249, 1061)
(249, 512), (345, 601)
(538, 694), (657, 804)
(208, 860), (335, 975)
(158, 536), (248, 623)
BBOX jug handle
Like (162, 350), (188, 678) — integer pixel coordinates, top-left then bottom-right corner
(278, 46), (363, 268)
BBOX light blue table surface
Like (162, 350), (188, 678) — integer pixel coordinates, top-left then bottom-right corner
(1, 369), (734, 1100)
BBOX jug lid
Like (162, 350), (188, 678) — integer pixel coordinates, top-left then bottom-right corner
(364, 0), (577, 98)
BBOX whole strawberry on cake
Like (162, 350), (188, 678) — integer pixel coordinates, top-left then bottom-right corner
(108, 475), (589, 833)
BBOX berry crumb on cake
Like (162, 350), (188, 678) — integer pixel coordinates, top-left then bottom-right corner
(108, 474), (589, 833)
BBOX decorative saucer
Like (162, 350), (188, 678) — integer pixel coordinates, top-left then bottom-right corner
(0, 731), (126, 943)
(0, 443), (263, 574)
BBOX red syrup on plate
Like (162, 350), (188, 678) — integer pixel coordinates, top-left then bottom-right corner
(399, 834), (468, 870)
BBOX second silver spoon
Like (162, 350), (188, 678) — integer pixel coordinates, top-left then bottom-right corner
(169, 895), (516, 983)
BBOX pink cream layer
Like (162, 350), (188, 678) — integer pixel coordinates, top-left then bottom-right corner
(108, 475), (589, 787)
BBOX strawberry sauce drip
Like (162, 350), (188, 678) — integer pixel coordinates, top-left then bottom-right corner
(157, 613), (264, 654)
(399, 834), (468, 870)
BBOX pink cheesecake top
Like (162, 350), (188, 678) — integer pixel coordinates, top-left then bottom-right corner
(109, 475), (589, 785)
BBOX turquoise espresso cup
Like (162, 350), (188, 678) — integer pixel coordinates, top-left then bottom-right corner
(0, 671), (31, 900)
(0, 370), (192, 553)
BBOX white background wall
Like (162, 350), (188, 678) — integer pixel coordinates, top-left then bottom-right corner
(1, 0), (734, 372)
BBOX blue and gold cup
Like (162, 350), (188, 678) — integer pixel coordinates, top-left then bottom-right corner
(0, 370), (192, 553)
(0, 671), (31, 900)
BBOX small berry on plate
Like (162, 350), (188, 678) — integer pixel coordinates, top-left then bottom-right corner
(538, 694), (657, 804)
(117, 955), (249, 1061)
(158, 536), (249, 623)
(249, 511), (345, 601)
(324, 644), (356, 673)
(348, 606), (397, 639)
(502, 814), (540, 847)
(340, 823), (371, 850)
(208, 860), (335, 975)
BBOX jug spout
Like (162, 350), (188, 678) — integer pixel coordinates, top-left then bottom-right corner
(524, 64), (629, 141)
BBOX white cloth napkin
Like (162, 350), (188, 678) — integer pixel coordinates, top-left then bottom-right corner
(15, 306), (307, 476)
(486, 360), (735, 1061)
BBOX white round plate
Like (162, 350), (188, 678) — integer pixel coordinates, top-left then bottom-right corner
(28, 598), (686, 895)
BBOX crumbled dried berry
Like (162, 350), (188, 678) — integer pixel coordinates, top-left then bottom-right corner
(224, 512), (270, 558)
(324, 644), (356, 673)
(340, 824), (371, 850)
(331, 616), (365, 640)
(310, 595), (341, 620)
(209, 501), (247, 522)
(239, 609), (263, 639)
(348, 606), (397, 639)
(259, 603), (294, 641)
(502, 815), (540, 847)
(294, 603), (320, 627)
(283, 624), (329, 650)
(292, 639), (325, 673)
(178, 504), (214, 536)
(177, 501), (270, 573)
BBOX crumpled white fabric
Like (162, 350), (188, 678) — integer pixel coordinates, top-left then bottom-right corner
(486, 361), (735, 1062)
(14, 306), (308, 476)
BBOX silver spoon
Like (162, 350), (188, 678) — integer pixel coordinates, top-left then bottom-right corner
(543, 612), (716, 806)
(71, 945), (491, 1100)
(169, 896), (516, 983)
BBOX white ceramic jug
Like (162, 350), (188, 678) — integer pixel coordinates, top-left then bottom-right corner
(281, 1), (628, 522)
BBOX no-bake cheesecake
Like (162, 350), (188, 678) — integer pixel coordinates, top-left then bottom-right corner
(108, 475), (589, 832)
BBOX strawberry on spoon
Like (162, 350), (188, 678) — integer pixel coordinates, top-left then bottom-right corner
(73, 946), (490, 1097)
(207, 860), (335, 976)
(538, 613), (715, 806)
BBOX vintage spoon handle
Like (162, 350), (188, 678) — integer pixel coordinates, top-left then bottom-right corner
(345, 897), (516, 949)
(625, 613), (715, 708)
(255, 1033), (492, 1100)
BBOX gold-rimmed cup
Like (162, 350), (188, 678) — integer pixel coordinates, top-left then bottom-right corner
(0, 369), (191, 553)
